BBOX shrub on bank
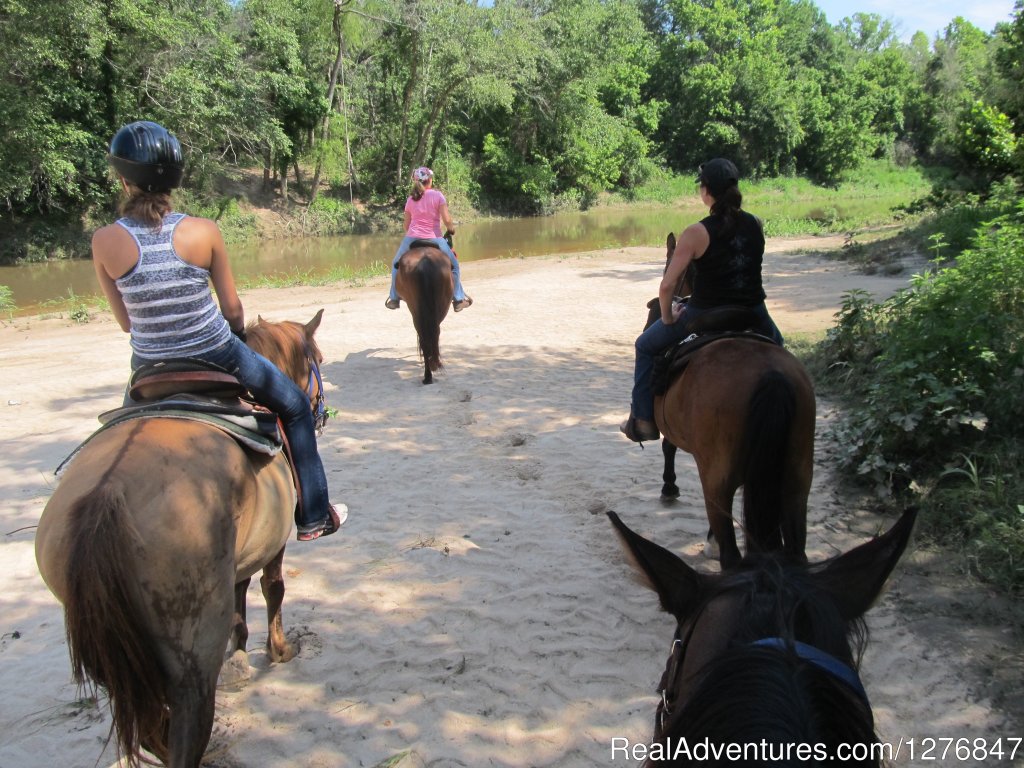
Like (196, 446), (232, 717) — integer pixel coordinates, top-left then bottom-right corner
(816, 183), (1024, 592)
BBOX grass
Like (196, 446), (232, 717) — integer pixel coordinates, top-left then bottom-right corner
(235, 260), (389, 291)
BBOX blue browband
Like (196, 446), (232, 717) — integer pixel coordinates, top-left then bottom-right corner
(751, 638), (870, 706)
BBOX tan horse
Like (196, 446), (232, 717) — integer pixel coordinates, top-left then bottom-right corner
(395, 242), (454, 384)
(650, 234), (816, 568)
(35, 310), (326, 768)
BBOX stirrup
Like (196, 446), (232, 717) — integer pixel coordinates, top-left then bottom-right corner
(620, 416), (659, 444)
(453, 297), (473, 312)
(297, 504), (347, 541)
(385, 298), (400, 310)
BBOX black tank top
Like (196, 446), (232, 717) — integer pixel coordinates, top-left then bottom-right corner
(689, 210), (766, 309)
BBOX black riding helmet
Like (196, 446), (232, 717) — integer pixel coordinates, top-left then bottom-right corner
(107, 121), (184, 192)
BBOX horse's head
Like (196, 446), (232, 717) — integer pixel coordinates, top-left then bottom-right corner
(609, 508), (916, 764)
(245, 309), (328, 432)
(645, 233), (695, 330)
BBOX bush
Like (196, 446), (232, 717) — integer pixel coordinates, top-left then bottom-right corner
(302, 196), (356, 236)
(0, 284), (14, 318)
(817, 187), (1024, 591)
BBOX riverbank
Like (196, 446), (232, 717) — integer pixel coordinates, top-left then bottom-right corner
(1, 238), (1020, 767)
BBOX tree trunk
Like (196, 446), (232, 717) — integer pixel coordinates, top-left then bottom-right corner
(411, 86), (457, 171)
(310, 0), (349, 205)
(396, 31), (420, 184)
(292, 159), (304, 198)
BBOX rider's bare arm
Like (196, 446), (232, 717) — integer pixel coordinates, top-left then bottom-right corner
(659, 222), (709, 324)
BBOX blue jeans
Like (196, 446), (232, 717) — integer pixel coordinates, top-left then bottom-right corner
(630, 302), (783, 421)
(132, 336), (331, 528)
(389, 236), (467, 302)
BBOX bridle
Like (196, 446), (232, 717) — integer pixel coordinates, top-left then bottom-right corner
(655, 606), (869, 736)
(306, 351), (328, 435)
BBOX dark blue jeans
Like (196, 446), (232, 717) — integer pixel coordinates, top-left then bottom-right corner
(132, 336), (330, 527)
(630, 302), (783, 421)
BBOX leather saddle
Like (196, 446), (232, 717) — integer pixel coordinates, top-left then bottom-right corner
(128, 358), (247, 402)
(652, 304), (778, 395)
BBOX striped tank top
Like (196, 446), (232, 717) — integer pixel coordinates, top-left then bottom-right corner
(115, 212), (232, 359)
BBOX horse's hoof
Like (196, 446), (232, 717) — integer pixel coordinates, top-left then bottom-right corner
(219, 649), (252, 688)
(660, 486), (680, 502)
(703, 536), (720, 561)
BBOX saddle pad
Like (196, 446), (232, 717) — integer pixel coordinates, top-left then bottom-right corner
(57, 398), (284, 475)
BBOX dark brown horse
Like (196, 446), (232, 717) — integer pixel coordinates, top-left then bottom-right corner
(609, 508), (917, 766)
(34, 310), (327, 768)
(647, 233), (816, 568)
(395, 241), (455, 384)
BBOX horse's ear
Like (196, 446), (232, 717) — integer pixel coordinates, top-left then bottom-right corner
(810, 507), (918, 621)
(667, 232), (676, 254)
(305, 308), (324, 337)
(257, 314), (265, 324)
(607, 511), (709, 621)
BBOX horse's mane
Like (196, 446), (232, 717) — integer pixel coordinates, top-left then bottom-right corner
(658, 648), (879, 767)
(244, 319), (321, 387)
(655, 555), (877, 766)
(711, 554), (869, 668)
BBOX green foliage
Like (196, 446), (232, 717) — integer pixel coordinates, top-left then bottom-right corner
(926, 446), (1024, 593)
(301, 195), (356, 236)
(953, 101), (1018, 177)
(819, 189), (1024, 491)
(816, 179), (1024, 592)
(173, 190), (260, 244)
(0, 284), (14, 318)
(479, 133), (558, 214)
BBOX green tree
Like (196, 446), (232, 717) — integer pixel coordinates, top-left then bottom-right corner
(954, 101), (1018, 178)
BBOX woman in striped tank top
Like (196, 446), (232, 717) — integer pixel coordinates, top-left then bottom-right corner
(91, 120), (344, 541)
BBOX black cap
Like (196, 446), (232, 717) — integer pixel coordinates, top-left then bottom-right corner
(696, 158), (739, 197)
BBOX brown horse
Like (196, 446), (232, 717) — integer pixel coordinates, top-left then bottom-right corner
(395, 241), (455, 384)
(34, 310), (326, 768)
(609, 508), (917, 766)
(649, 233), (816, 568)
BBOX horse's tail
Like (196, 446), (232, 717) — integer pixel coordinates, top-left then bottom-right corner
(412, 255), (445, 373)
(64, 485), (168, 767)
(741, 370), (795, 554)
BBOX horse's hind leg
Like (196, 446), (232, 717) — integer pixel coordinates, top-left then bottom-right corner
(228, 576), (251, 654)
(700, 469), (741, 568)
(261, 545), (296, 662)
(166, 672), (218, 768)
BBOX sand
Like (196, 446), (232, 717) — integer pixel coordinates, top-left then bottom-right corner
(1, 236), (1021, 767)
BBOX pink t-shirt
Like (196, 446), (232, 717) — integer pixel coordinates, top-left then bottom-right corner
(405, 188), (446, 238)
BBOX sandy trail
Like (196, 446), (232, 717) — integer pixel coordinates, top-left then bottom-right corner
(0, 237), (1021, 767)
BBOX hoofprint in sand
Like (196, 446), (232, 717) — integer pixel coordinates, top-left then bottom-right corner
(1, 238), (1021, 767)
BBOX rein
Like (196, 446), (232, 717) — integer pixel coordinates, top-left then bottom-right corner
(306, 353), (328, 435)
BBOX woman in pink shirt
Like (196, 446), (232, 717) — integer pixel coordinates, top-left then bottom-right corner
(386, 167), (472, 311)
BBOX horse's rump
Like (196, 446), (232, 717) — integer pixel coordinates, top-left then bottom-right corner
(656, 338), (815, 565)
(396, 247), (454, 383)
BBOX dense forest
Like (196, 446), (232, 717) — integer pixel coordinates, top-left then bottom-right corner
(1, 0), (1022, 260)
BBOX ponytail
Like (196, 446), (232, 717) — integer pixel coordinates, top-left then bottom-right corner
(410, 179), (426, 201)
(120, 190), (173, 228)
(710, 184), (742, 231)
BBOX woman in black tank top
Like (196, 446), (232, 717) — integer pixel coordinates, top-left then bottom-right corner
(620, 158), (783, 443)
